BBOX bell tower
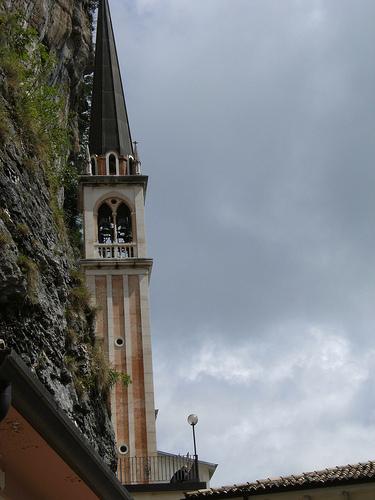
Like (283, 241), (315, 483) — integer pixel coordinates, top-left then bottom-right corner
(80, 0), (157, 460)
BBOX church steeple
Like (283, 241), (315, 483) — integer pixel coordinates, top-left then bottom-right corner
(89, 0), (133, 157)
(81, 0), (157, 466)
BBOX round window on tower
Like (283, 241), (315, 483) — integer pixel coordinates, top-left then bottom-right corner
(115, 338), (125, 348)
(118, 444), (129, 455)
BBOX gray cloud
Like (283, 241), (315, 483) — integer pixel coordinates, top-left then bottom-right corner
(110, 0), (375, 486)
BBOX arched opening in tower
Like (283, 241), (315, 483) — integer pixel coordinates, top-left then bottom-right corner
(91, 157), (97, 175)
(108, 154), (117, 175)
(98, 203), (114, 243)
(116, 203), (132, 243)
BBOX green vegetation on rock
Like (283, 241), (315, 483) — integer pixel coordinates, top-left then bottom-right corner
(65, 269), (132, 403)
(16, 254), (39, 303)
(0, 0), (120, 469)
(0, 7), (69, 232)
(0, 228), (10, 247)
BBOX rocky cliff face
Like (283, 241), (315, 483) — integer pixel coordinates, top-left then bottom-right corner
(0, 0), (117, 469)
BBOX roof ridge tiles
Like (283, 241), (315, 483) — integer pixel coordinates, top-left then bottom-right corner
(185, 459), (375, 498)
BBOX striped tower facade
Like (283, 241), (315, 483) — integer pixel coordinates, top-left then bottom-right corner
(80, 0), (157, 463)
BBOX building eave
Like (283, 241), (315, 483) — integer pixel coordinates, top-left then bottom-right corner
(0, 349), (133, 500)
(80, 258), (153, 274)
(79, 175), (149, 200)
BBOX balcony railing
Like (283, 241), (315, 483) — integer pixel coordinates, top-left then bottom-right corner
(95, 242), (136, 259)
(117, 454), (199, 485)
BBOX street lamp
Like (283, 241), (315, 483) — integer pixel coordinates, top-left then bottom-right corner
(187, 414), (199, 481)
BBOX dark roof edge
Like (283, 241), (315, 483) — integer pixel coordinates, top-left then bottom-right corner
(127, 482), (207, 493)
(79, 174), (148, 186)
(0, 349), (132, 500)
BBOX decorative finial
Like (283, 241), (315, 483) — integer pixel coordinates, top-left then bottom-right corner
(86, 145), (92, 174)
(133, 141), (141, 174)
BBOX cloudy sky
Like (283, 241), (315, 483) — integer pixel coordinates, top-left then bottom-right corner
(109, 0), (375, 487)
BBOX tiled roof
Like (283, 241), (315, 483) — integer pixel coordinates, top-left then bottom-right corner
(185, 460), (375, 498)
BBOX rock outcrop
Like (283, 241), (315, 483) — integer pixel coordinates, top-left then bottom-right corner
(0, 0), (117, 469)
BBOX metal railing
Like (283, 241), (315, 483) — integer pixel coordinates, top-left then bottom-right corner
(117, 454), (199, 485)
(95, 243), (136, 259)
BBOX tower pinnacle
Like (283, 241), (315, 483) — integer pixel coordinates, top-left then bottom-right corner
(89, 0), (133, 157)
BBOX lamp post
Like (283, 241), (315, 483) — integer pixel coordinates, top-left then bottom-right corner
(187, 414), (199, 481)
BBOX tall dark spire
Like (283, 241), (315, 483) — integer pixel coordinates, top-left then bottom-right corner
(89, 0), (133, 157)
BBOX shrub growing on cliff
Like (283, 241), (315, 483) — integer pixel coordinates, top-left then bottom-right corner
(64, 345), (131, 402)
(88, 345), (132, 395)
(0, 7), (69, 231)
(0, 100), (11, 144)
(0, 229), (11, 247)
(16, 223), (30, 237)
(0, 9), (67, 148)
(64, 269), (132, 403)
(0, 208), (11, 225)
(68, 269), (92, 313)
(16, 254), (39, 304)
